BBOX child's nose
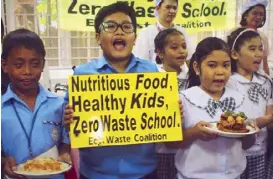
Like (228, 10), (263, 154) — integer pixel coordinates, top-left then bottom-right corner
(115, 26), (125, 35)
(23, 65), (31, 74)
(179, 48), (187, 54)
(256, 50), (263, 57)
(215, 67), (225, 75)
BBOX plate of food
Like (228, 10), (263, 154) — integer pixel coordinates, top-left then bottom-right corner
(205, 111), (258, 138)
(14, 157), (71, 178)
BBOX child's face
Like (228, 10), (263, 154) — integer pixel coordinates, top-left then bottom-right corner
(246, 6), (265, 28)
(96, 12), (136, 62)
(232, 36), (263, 74)
(157, 0), (178, 23)
(194, 50), (231, 98)
(159, 34), (188, 70)
(1, 47), (44, 93)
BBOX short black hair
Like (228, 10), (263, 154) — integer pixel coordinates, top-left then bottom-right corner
(240, 4), (266, 28)
(1, 28), (45, 61)
(154, 28), (184, 64)
(94, 2), (137, 34)
(158, 0), (178, 7)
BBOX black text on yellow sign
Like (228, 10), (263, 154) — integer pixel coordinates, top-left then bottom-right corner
(68, 72), (183, 148)
(58, 0), (236, 33)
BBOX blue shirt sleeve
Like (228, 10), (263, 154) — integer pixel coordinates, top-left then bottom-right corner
(61, 102), (70, 144)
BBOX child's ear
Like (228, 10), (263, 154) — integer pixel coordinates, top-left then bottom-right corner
(231, 50), (239, 61)
(1, 59), (8, 73)
(95, 33), (101, 46)
(193, 61), (200, 75)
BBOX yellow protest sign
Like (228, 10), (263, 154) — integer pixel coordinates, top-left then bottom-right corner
(68, 72), (182, 148)
(58, 0), (236, 34)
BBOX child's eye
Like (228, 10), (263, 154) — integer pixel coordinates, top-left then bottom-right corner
(252, 12), (258, 16)
(13, 63), (23, 68)
(208, 64), (216, 68)
(224, 63), (230, 68)
(171, 46), (178, 50)
(32, 63), (40, 67)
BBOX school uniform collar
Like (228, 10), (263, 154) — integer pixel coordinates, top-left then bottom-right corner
(231, 72), (266, 85)
(95, 54), (141, 71)
(181, 86), (244, 109)
(2, 84), (57, 104)
(231, 73), (269, 103)
(158, 64), (187, 78)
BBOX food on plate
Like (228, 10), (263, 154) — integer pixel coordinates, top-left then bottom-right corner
(217, 110), (249, 133)
(18, 157), (63, 173)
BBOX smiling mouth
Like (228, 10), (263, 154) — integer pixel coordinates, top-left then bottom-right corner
(113, 39), (126, 50)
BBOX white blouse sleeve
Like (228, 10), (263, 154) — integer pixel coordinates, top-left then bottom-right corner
(133, 28), (150, 60)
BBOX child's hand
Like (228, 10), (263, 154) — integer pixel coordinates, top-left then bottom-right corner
(58, 152), (72, 165)
(245, 119), (260, 132)
(64, 104), (74, 125)
(178, 100), (183, 120)
(194, 121), (218, 141)
(3, 156), (26, 179)
(265, 113), (273, 124)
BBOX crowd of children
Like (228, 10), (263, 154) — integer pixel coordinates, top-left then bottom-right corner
(1, 0), (273, 179)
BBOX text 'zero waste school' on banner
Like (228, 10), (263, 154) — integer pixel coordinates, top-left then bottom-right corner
(68, 72), (182, 148)
(58, 0), (237, 34)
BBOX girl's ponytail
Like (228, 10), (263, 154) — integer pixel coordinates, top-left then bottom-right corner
(186, 52), (200, 88)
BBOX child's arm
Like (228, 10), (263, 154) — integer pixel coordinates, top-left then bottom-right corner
(59, 143), (72, 164)
(266, 105), (273, 130)
(166, 121), (218, 149)
(58, 104), (73, 164)
(249, 105), (273, 129)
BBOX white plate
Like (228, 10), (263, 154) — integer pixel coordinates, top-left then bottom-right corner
(14, 161), (71, 178)
(205, 122), (258, 138)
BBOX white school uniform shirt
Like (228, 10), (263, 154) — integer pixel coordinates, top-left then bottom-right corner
(176, 86), (246, 179)
(156, 66), (188, 153)
(227, 73), (273, 156)
(133, 21), (194, 64)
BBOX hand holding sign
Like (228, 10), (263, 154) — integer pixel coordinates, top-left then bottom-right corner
(179, 99), (183, 119)
(64, 104), (74, 126)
